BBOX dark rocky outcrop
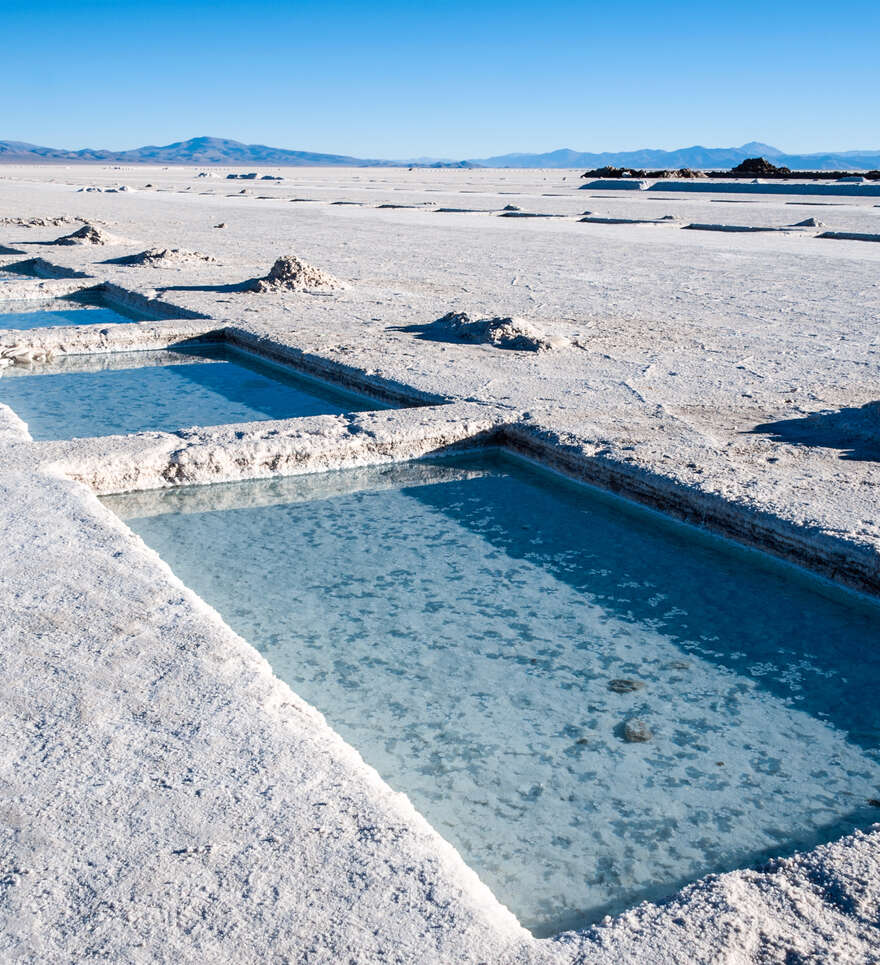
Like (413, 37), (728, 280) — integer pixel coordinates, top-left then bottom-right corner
(581, 157), (880, 181)
(729, 157), (792, 178)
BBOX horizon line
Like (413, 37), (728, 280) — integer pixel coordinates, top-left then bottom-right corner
(3, 135), (880, 161)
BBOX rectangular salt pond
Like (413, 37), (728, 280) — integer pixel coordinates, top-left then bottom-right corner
(0, 289), (163, 330)
(0, 344), (388, 439)
(102, 453), (880, 936)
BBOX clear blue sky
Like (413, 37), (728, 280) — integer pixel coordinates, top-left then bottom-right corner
(4, 0), (878, 157)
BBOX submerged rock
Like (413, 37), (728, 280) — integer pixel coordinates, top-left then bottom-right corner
(623, 719), (653, 743)
(608, 678), (645, 694)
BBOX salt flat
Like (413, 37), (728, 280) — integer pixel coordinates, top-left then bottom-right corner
(1, 164), (878, 962)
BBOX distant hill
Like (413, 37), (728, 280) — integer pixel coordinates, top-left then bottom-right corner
(1, 136), (878, 171)
(0, 136), (399, 166)
(0, 136), (479, 168)
(469, 143), (880, 171)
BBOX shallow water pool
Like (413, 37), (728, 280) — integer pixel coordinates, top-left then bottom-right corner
(103, 453), (880, 935)
(0, 344), (387, 439)
(0, 290), (163, 329)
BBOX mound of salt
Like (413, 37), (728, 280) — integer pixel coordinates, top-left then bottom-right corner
(53, 223), (119, 246)
(0, 216), (80, 228)
(1, 345), (55, 366)
(106, 247), (216, 267)
(791, 217), (825, 228)
(247, 255), (341, 293)
(420, 312), (564, 352)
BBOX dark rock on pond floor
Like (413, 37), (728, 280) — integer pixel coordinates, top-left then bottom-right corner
(623, 719), (653, 743)
(608, 678), (645, 694)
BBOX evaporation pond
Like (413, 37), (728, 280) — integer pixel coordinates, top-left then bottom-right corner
(0, 344), (386, 439)
(0, 290), (163, 329)
(102, 452), (880, 936)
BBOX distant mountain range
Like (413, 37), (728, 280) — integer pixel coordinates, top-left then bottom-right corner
(1, 136), (879, 171)
(0, 136), (398, 167)
(0, 136), (473, 168)
(473, 143), (880, 171)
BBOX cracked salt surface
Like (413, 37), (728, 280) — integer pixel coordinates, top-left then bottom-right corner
(104, 451), (880, 937)
(0, 343), (389, 439)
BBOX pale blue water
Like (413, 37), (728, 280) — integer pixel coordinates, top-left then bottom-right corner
(103, 453), (880, 936)
(0, 291), (161, 330)
(0, 344), (387, 439)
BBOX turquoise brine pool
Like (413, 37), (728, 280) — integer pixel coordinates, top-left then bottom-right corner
(103, 453), (880, 936)
(0, 344), (387, 439)
(0, 290), (163, 330)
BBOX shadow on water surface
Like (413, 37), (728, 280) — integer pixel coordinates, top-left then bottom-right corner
(403, 452), (880, 753)
(158, 344), (388, 416)
(752, 402), (880, 462)
(102, 450), (880, 935)
(107, 448), (880, 761)
(0, 343), (385, 439)
(543, 805), (877, 937)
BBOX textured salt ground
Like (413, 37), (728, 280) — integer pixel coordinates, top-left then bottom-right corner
(0, 215), (84, 227)
(103, 246), (216, 266)
(11, 165), (880, 231)
(1, 165), (880, 962)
